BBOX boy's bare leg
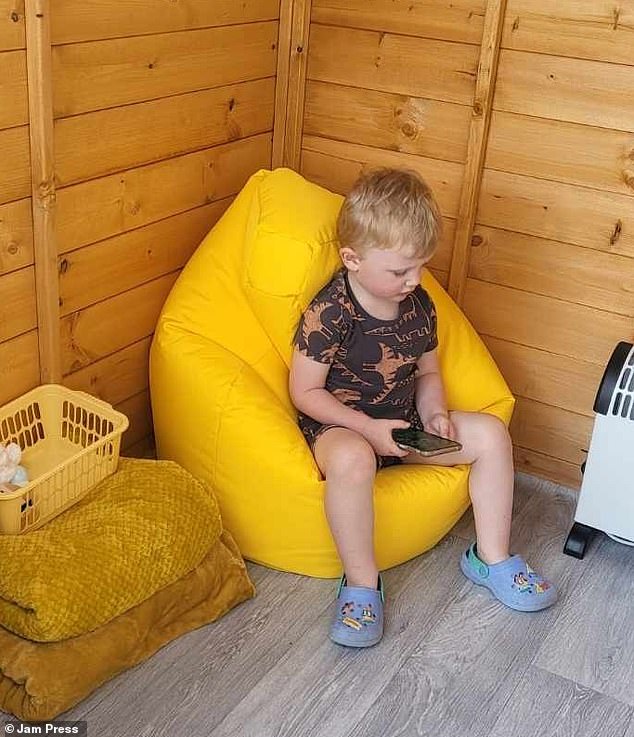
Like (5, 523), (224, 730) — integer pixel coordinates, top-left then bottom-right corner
(404, 411), (513, 564)
(314, 427), (379, 588)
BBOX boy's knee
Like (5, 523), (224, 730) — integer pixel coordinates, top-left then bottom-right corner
(324, 438), (376, 482)
(477, 413), (511, 453)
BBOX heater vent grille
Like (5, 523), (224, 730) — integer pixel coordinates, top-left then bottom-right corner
(612, 367), (634, 421)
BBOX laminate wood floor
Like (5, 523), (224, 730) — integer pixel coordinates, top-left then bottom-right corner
(40, 474), (634, 735)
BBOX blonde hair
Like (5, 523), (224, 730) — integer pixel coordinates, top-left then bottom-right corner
(337, 168), (442, 259)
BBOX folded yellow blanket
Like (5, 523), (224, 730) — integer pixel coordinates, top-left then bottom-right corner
(0, 530), (255, 721)
(0, 458), (222, 641)
(0, 532), (255, 720)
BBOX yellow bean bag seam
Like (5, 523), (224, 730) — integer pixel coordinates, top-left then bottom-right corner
(245, 231), (316, 298)
(208, 348), (252, 490)
(212, 368), (244, 479)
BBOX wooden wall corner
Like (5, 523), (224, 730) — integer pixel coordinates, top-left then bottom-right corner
(25, 0), (60, 383)
(448, 0), (507, 306)
(272, 0), (312, 170)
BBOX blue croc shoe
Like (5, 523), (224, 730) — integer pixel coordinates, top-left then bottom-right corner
(460, 544), (557, 612)
(329, 575), (384, 647)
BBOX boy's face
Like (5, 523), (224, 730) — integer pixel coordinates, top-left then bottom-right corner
(341, 246), (428, 303)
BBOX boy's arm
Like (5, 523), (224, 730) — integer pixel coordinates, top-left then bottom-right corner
(415, 349), (456, 440)
(289, 349), (408, 456)
(289, 350), (370, 435)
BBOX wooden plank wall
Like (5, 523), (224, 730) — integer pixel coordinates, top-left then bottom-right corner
(301, 0), (488, 287)
(467, 2), (634, 488)
(1, 1), (280, 455)
(4, 0), (632, 485)
(0, 1), (40, 406)
(292, 0), (634, 490)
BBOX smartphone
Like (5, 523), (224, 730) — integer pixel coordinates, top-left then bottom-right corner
(392, 427), (462, 457)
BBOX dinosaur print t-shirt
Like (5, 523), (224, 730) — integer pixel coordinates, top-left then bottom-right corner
(293, 269), (438, 446)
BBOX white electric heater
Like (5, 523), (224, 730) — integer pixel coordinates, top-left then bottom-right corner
(564, 341), (634, 558)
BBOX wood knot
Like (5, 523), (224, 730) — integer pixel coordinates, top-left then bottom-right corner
(38, 179), (55, 198)
(401, 122), (417, 139)
(612, 6), (620, 30)
(37, 180), (56, 210)
(471, 235), (484, 247)
(7, 241), (19, 255)
(473, 101), (483, 116)
(10, 11), (19, 22)
(622, 169), (634, 191)
(59, 258), (70, 275)
(609, 219), (623, 246)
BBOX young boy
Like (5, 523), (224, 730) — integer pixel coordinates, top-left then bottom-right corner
(289, 168), (557, 648)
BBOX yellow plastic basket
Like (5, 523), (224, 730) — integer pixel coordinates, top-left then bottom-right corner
(0, 384), (129, 534)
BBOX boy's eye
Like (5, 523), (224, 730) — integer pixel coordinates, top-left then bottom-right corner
(392, 270), (407, 277)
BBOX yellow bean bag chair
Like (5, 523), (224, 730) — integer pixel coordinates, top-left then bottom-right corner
(150, 168), (514, 578)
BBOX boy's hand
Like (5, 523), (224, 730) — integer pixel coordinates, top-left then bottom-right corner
(424, 412), (456, 440)
(362, 418), (411, 457)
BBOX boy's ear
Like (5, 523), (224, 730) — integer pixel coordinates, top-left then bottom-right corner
(339, 247), (361, 271)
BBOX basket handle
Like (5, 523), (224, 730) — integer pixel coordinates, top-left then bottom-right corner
(68, 389), (114, 411)
(68, 390), (128, 428)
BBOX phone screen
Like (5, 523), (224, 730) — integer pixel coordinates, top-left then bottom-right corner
(392, 427), (462, 457)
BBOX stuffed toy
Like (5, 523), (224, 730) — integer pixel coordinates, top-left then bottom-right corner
(0, 442), (29, 488)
